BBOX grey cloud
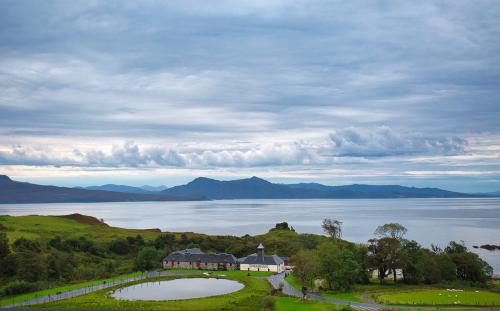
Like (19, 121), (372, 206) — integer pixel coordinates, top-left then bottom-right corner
(327, 127), (468, 157)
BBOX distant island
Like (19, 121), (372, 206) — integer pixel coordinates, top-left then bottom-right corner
(1, 174), (497, 204)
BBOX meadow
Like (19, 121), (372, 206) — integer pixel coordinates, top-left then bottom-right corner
(377, 289), (500, 306)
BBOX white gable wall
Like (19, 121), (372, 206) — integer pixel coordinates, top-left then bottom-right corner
(240, 263), (285, 273)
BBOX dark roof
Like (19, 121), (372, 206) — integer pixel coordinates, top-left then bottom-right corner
(163, 248), (237, 264)
(240, 254), (284, 265)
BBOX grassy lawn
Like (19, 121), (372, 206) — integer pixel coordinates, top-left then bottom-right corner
(284, 274), (302, 290)
(29, 274), (270, 310)
(320, 292), (362, 303)
(377, 289), (500, 306)
(274, 296), (351, 311)
(285, 275), (361, 303)
(0, 271), (143, 307)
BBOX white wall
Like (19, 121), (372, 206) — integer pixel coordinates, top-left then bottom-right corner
(240, 263), (284, 273)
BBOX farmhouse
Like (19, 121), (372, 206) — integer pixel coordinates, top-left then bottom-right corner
(239, 243), (285, 273)
(162, 248), (238, 270)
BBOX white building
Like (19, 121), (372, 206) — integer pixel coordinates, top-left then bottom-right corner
(239, 243), (285, 273)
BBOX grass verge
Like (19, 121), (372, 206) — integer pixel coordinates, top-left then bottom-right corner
(274, 296), (351, 310)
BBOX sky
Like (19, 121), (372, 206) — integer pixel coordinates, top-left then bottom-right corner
(0, 0), (499, 192)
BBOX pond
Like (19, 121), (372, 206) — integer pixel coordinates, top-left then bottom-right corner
(111, 278), (244, 301)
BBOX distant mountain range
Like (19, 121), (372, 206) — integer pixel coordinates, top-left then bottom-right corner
(161, 176), (484, 199)
(1, 174), (497, 204)
(0, 175), (203, 204)
(80, 184), (159, 194)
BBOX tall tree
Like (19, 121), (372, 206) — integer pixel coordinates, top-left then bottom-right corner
(368, 237), (403, 284)
(0, 232), (10, 259)
(316, 242), (339, 289)
(375, 223), (407, 240)
(290, 249), (319, 294)
(322, 218), (342, 240)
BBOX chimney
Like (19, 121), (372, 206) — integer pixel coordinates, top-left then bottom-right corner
(257, 243), (264, 261)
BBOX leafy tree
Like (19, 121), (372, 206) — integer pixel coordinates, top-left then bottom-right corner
(273, 222), (291, 230)
(12, 238), (41, 253)
(290, 249), (319, 291)
(154, 233), (176, 250)
(321, 218), (342, 240)
(401, 240), (425, 284)
(109, 238), (130, 255)
(15, 252), (46, 282)
(316, 242), (339, 289)
(332, 250), (360, 291)
(445, 241), (467, 254)
(368, 237), (403, 284)
(0, 232), (10, 259)
(435, 253), (457, 281)
(375, 223), (407, 240)
(422, 253), (442, 284)
(134, 247), (160, 271)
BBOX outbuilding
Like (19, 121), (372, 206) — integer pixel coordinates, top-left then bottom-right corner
(162, 248), (238, 270)
(239, 243), (285, 273)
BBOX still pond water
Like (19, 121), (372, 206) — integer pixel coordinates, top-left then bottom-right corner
(1, 198), (499, 275)
(112, 278), (243, 300)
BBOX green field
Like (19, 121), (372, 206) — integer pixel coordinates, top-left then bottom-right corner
(30, 274), (270, 310)
(0, 271), (142, 307)
(377, 289), (500, 306)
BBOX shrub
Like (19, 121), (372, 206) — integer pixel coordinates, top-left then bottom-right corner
(263, 296), (275, 310)
(2, 280), (37, 296)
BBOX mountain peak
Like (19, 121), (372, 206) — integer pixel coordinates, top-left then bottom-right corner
(0, 175), (13, 184)
(247, 176), (269, 183)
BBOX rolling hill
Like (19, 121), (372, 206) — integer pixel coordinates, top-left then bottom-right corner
(0, 175), (204, 204)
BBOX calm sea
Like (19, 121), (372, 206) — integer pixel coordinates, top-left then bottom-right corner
(1, 198), (499, 275)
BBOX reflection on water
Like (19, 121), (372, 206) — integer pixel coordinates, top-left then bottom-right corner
(112, 278), (244, 300)
(1, 198), (499, 274)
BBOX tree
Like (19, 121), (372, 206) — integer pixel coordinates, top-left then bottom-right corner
(368, 237), (403, 284)
(445, 241), (467, 254)
(134, 247), (160, 271)
(15, 251), (46, 282)
(332, 250), (360, 291)
(322, 218), (342, 240)
(375, 223), (407, 240)
(273, 222), (291, 230)
(435, 253), (457, 281)
(12, 238), (41, 253)
(0, 232), (10, 259)
(109, 238), (130, 255)
(316, 242), (339, 290)
(290, 249), (319, 293)
(401, 240), (425, 284)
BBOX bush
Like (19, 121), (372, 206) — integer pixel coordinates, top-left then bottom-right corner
(109, 238), (130, 255)
(2, 280), (37, 296)
(263, 296), (275, 310)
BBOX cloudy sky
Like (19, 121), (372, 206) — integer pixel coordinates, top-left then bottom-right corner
(1, 1), (499, 192)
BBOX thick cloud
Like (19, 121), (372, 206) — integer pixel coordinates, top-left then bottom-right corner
(327, 127), (468, 157)
(0, 1), (499, 191)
